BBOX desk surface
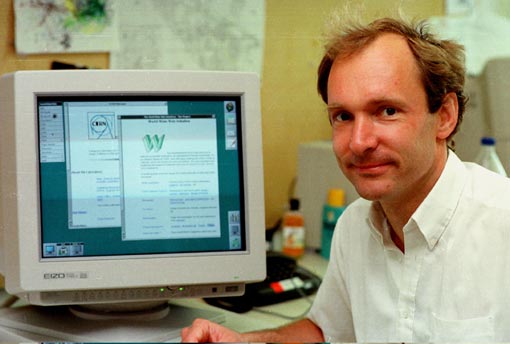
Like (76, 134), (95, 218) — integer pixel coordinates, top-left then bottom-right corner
(0, 251), (328, 341)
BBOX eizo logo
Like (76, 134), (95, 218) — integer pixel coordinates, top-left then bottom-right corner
(143, 134), (165, 153)
(43, 272), (88, 279)
(44, 273), (66, 279)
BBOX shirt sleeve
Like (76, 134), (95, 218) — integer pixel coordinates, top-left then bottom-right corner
(307, 214), (356, 342)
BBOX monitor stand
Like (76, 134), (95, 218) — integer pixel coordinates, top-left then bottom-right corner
(0, 303), (225, 342)
(69, 300), (171, 321)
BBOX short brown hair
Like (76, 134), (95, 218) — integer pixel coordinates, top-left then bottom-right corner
(317, 17), (467, 143)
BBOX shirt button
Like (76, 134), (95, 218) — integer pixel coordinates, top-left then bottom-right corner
(401, 310), (409, 319)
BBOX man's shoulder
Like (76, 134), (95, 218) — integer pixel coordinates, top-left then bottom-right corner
(462, 161), (510, 206)
(463, 161), (510, 186)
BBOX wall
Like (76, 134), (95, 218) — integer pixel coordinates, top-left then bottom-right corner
(0, 0), (442, 233)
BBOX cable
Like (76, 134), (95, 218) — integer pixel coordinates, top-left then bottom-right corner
(0, 295), (19, 308)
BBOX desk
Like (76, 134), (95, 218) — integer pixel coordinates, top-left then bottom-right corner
(0, 252), (328, 341)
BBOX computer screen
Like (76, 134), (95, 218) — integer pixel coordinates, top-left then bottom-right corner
(40, 96), (245, 257)
(0, 70), (266, 316)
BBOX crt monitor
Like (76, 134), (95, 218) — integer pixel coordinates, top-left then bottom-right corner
(0, 70), (266, 318)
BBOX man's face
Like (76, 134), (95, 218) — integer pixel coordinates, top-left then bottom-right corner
(327, 33), (446, 205)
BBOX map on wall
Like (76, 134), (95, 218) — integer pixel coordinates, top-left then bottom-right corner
(14, 0), (118, 54)
(109, 0), (265, 74)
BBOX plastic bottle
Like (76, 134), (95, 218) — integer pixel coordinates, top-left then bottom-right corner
(321, 188), (346, 259)
(475, 136), (507, 177)
(282, 198), (305, 258)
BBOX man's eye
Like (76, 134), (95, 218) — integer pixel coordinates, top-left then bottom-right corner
(383, 108), (397, 116)
(335, 112), (352, 121)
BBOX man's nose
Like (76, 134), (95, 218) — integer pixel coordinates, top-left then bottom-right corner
(349, 116), (377, 155)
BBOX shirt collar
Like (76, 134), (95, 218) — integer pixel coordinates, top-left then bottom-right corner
(411, 150), (466, 250)
(368, 151), (466, 250)
(368, 201), (395, 248)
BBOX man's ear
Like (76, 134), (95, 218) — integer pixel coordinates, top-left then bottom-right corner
(436, 92), (459, 140)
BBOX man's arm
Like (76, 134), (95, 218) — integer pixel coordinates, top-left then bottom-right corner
(181, 318), (324, 343)
(241, 318), (324, 342)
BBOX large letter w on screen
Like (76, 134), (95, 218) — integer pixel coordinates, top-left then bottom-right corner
(143, 134), (165, 153)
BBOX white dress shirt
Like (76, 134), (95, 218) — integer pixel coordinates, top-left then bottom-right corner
(308, 151), (510, 342)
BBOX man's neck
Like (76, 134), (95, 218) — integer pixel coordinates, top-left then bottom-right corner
(388, 221), (405, 253)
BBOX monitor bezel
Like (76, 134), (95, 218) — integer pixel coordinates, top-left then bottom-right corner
(0, 70), (266, 298)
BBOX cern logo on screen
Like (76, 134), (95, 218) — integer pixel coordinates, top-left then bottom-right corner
(88, 113), (116, 139)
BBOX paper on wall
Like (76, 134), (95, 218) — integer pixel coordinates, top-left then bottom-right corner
(109, 0), (265, 75)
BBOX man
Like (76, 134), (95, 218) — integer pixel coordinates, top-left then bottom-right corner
(182, 17), (510, 342)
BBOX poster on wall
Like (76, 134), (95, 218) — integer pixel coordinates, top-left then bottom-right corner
(109, 0), (265, 75)
(14, 0), (118, 54)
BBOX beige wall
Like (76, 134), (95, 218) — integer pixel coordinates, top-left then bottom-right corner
(0, 0), (443, 247)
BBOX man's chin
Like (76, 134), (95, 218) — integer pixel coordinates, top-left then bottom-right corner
(357, 192), (383, 201)
(352, 181), (393, 202)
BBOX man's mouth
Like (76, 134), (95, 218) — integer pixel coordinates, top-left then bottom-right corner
(350, 161), (393, 175)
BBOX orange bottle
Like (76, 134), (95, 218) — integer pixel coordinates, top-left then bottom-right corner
(282, 198), (305, 258)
